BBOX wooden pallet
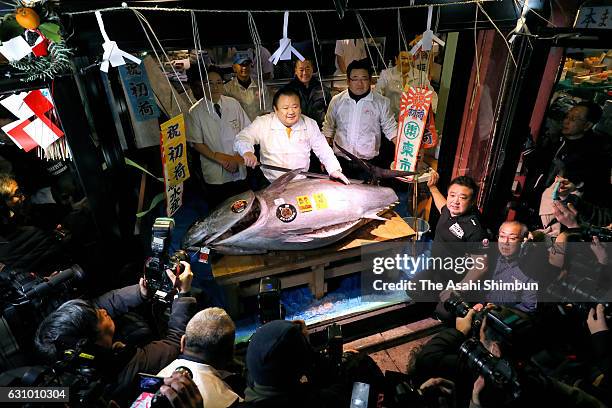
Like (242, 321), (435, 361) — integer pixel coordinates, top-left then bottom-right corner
(211, 211), (415, 315)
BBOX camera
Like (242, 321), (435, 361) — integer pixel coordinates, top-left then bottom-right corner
(0, 341), (106, 407)
(0, 265), (85, 371)
(459, 337), (521, 405)
(444, 292), (533, 346)
(144, 218), (188, 302)
(443, 291), (487, 335)
(580, 226), (612, 242)
(257, 277), (284, 324)
(545, 275), (612, 319)
(133, 366), (193, 408)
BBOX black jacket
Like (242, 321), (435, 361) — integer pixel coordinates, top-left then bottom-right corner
(284, 78), (331, 128)
(94, 285), (196, 404)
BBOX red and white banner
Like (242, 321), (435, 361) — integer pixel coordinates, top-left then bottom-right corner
(392, 86), (434, 181)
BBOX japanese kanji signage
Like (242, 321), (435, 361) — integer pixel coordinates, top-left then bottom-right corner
(392, 87), (434, 181)
(160, 114), (190, 216)
(575, 7), (611, 29)
(119, 62), (159, 122)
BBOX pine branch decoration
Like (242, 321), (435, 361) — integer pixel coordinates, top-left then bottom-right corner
(9, 40), (72, 81)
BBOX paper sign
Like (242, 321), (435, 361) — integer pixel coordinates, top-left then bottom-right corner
(313, 193), (328, 210)
(0, 36), (31, 62)
(118, 62), (159, 122)
(392, 87), (433, 181)
(165, 182), (183, 217)
(160, 114), (190, 188)
(575, 7), (611, 29)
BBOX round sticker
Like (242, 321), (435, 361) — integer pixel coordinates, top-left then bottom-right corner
(231, 199), (248, 213)
(276, 204), (297, 223)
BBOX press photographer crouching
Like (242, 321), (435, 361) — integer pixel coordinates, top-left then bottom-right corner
(414, 302), (605, 407)
(238, 319), (384, 408)
(32, 262), (196, 406)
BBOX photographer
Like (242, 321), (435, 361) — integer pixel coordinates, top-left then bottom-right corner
(237, 319), (383, 407)
(33, 262), (196, 406)
(414, 306), (512, 406)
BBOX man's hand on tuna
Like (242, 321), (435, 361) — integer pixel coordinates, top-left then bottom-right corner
(330, 170), (350, 185)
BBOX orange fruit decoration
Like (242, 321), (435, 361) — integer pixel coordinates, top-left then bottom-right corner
(15, 8), (40, 30)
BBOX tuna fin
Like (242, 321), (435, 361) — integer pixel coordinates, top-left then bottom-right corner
(284, 235), (315, 243)
(335, 142), (418, 181)
(265, 169), (301, 196)
(362, 211), (387, 221)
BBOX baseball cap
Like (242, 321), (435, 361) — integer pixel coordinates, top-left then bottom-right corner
(233, 52), (252, 65)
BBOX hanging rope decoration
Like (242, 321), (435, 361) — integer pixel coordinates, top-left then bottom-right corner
(63, 0), (499, 16)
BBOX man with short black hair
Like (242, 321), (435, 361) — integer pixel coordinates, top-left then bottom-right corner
(34, 264), (196, 406)
(187, 65), (251, 207)
(322, 59), (397, 180)
(235, 87), (349, 184)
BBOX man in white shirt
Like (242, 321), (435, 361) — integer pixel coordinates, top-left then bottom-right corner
(334, 39), (367, 75)
(323, 59), (398, 180)
(376, 50), (438, 120)
(187, 66), (251, 207)
(134, 308), (242, 408)
(234, 87), (349, 184)
(224, 54), (271, 122)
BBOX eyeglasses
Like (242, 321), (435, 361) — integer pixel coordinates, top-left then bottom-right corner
(349, 78), (370, 82)
(497, 234), (521, 243)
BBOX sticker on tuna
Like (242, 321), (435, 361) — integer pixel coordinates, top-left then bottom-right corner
(296, 195), (313, 212)
(231, 199), (248, 213)
(276, 204), (297, 222)
(313, 192), (328, 210)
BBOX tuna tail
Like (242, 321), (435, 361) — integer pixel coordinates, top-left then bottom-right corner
(334, 143), (417, 182)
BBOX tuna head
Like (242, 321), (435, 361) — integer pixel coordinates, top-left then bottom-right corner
(182, 190), (259, 248)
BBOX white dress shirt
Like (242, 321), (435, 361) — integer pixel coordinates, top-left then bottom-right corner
(322, 90), (398, 160)
(234, 113), (342, 181)
(334, 39), (367, 75)
(187, 95), (250, 185)
(376, 65), (438, 120)
(224, 77), (271, 122)
(157, 358), (241, 408)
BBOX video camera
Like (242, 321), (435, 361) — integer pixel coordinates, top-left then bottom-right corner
(144, 218), (188, 303)
(0, 341), (106, 407)
(0, 265), (85, 371)
(444, 292), (533, 346)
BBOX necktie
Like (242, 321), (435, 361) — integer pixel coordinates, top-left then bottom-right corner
(214, 103), (222, 119)
(285, 127), (292, 139)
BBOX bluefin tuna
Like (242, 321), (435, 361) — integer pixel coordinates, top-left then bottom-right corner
(183, 170), (398, 254)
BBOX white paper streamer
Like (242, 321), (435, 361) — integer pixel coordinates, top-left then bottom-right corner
(268, 12), (304, 65)
(410, 6), (445, 54)
(96, 11), (141, 72)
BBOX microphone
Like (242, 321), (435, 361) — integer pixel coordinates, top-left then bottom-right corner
(25, 265), (85, 299)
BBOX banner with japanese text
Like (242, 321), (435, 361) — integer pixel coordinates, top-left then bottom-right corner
(392, 87), (434, 181)
(119, 61), (159, 122)
(161, 114), (190, 216)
